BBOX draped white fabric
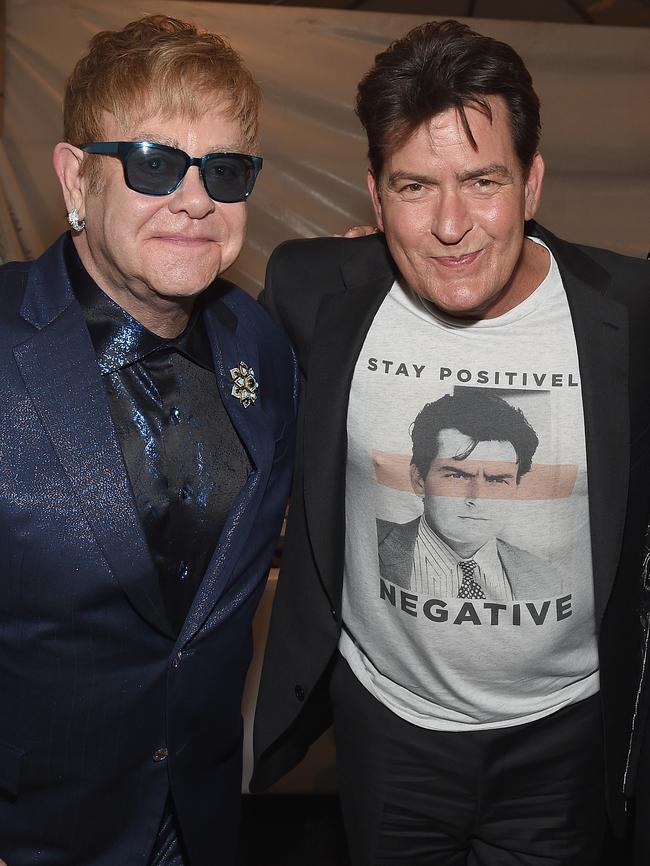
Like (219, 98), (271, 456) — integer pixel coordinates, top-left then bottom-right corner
(2, 0), (649, 292)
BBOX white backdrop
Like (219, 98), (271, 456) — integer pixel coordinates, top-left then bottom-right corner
(2, 0), (649, 293)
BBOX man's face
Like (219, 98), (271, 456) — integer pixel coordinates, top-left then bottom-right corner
(368, 96), (545, 319)
(411, 428), (520, 558)
(76, 105), (248, 330)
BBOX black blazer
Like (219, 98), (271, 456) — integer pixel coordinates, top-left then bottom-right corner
(252, 223), (650, 849)
(0, 235), (298, 866)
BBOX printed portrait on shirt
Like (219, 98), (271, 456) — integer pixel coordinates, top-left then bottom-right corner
(375, 387), (569, 601)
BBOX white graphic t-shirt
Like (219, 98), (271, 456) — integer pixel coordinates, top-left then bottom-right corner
(340, 240), (599, 731)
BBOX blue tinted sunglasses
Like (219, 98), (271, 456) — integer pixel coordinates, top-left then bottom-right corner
(80, 141), (263, 203)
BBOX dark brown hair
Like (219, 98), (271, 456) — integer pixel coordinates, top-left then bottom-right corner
(410, 389), (539, 484)
(356, 19), (541, 177)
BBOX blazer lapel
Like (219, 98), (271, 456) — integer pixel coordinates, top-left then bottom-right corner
(179, 296), (275, 642)
(303, 242), (397, 608)
(15, 239), (173, 637)
(535, 225), (630, 623)
(204, 298), (272, 472)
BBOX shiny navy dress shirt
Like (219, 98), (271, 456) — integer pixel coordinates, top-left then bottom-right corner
(65, 237), (251, 636)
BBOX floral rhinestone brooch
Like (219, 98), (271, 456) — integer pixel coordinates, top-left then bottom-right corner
(230, 361), (259, 408)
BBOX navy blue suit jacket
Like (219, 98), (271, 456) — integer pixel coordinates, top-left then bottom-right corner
(0, 235), (297, 865)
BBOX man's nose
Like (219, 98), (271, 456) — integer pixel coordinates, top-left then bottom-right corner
(431, 189), (472, 245)
(464, 479), (480, 502)
(168, 165), (216, 219)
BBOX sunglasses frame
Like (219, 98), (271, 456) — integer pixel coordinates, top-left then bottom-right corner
(79, 141), (263, 203)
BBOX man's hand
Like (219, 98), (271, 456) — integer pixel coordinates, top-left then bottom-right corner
(334, 225), (380, 238)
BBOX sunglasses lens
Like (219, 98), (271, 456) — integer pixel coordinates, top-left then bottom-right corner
(125, 146), (187, 196)
(202, 155), (256, 203)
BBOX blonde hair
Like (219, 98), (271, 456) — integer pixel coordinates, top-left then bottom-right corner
(64, 15), (261, 185)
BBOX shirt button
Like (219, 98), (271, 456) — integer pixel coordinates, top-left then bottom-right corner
(170, 407), (181, 423)
(153, 747), (168, 762)
(178, 562), (189, 581)
(294, 685), (305, 702)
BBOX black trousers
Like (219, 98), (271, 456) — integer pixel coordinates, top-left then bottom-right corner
(331, 656), (606, 866)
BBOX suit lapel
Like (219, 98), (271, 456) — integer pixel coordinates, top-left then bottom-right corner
(535, 225), (630, 623)
(303, 243), (397, 607)
(15, 239), (173, 637)
(204, 298), (272, 472)
(179, 296), (275, 642)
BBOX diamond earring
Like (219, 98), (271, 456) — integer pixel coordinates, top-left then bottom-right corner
(67, 208), (85, 232)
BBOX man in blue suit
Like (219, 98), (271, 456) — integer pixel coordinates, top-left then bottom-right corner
(0, 16), (296, 866)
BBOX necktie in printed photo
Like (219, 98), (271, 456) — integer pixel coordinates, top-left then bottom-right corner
(458, 559), (486, 599)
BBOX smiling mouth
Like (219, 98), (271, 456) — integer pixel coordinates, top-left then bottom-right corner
(433, 251), (482, 267)
(155, 235), (214, 245)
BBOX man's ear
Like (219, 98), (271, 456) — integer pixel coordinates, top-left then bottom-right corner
(410, 463), (425, 496)
(52, 142), (87, 218)
(523, 151), (545, 222)
(367, 168), (385, 233)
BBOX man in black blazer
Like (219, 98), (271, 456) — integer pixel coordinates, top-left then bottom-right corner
(252, 19), (650, 866)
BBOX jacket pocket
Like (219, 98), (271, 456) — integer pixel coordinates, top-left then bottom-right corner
(0, 740), (25, 798)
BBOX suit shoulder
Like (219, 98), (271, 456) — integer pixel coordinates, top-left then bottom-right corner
(573, 242), (649, 279)
(531, 222), (648, 282)
(577, 244), (650, 311)
(0, 259), (30, 292)
(262, 233), (390, 329)
(532, 224), (649, 311)
(267, 234), (384, 284)
(0, 260), (31, 323)
(270, 234), (363, 262)
(260, 233), (394, 372)
(0, 257), (31, 275)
